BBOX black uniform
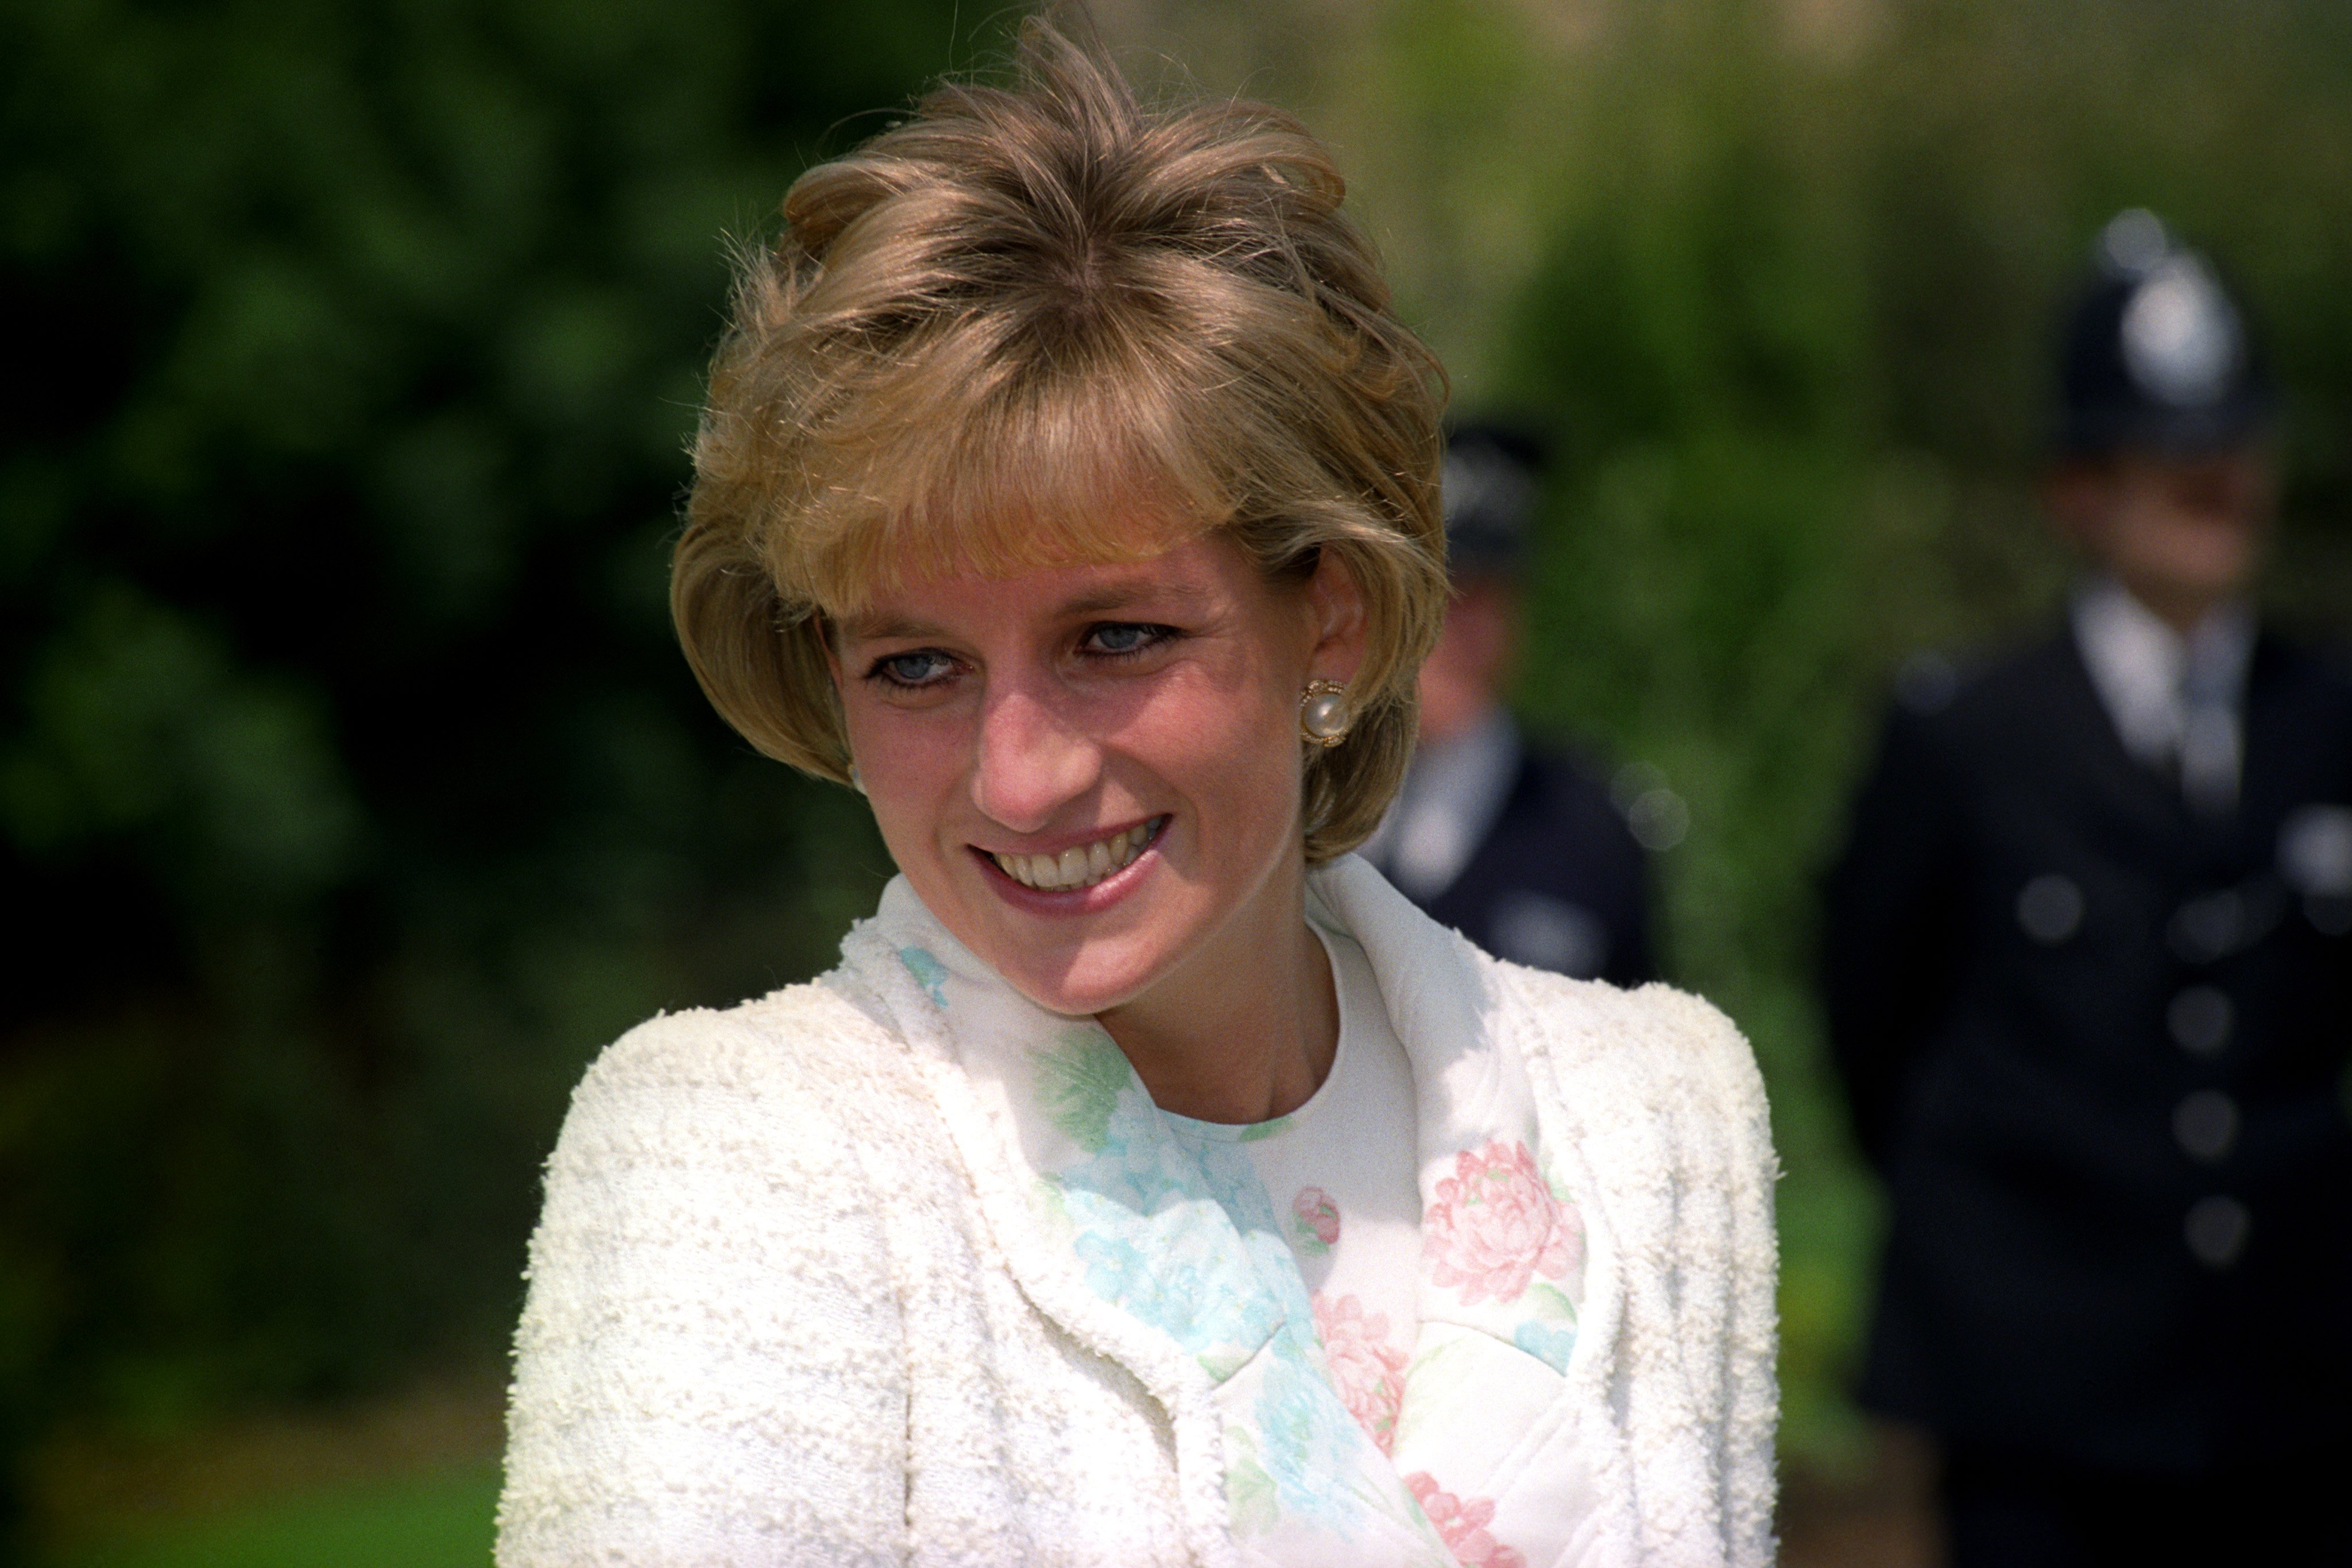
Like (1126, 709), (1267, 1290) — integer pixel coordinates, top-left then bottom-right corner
(1824, 209), (2352, 1563)
(1826, 630), (2352, 1477)
(1411, 745), (1654, 989)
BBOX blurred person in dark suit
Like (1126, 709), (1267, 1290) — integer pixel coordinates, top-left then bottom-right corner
(1361, 424), (1657, 986)
(1824, 209), (2352, 1566)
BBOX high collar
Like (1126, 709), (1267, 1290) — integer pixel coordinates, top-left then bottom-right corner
(2071, 576), (2255, 814)
(2070, 575), (2254, 766)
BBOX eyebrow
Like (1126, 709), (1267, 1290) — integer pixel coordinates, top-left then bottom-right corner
(1058, 582), (1210, 618)
(838, 580), (1212, 643)
(838, 612), (946, 642)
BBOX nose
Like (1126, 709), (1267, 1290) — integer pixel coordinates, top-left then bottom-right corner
(970, 680), (1100, 835)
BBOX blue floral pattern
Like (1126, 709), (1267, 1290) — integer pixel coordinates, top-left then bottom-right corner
(897, 946), (950, 1009)
(1022, 1030), (1442, 1555)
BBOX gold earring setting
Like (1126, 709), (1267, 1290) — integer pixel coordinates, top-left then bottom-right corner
(1299, 679), (1351, 748)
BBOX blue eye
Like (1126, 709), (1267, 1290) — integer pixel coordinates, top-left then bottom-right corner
(870, 650), (954, 688)
(1086, 623), (1167, 657)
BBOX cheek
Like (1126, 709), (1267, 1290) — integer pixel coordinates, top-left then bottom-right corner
(842, 703), (969, 839)
(1140, 673), (1300, 821)
(2103, 501), (2181, 566)
(2135, 501), (2253, 566)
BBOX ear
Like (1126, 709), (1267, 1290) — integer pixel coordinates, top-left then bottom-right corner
(1303, 548), (1370, 687)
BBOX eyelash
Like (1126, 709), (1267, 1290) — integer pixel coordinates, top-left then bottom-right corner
(865, 651), (958, 690)
(1082, 622), (1176, 660)
(859, 624), (1177, 692)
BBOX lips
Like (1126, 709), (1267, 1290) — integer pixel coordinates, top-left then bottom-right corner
(987, 816), (1167, 892)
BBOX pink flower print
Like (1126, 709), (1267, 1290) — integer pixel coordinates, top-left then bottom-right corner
(1291, 1185), (1341, 1254)
(1311, 1291), (1408, 1454)
(1421, 1139), (1572, 1307)
(1405, 1472), (1526, 1568)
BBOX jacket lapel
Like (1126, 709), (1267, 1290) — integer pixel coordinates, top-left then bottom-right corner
(1310, 859), (1614, 1565)
(836, 894), (1245, 1568)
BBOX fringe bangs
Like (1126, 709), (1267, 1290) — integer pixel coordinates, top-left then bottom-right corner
(771, 338), (1237, 617)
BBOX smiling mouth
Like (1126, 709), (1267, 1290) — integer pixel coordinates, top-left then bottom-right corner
(987, 816), (1167, 892)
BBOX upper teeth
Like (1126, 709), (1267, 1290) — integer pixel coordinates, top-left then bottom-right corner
(992, 818), (1162, 891)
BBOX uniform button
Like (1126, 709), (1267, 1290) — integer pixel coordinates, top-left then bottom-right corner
(2166, 986), (2234, 1055)
(2173, 1090), (2239, 1162)
(2017, 874), (2084, 944)
(2278, 804), (2352, 897)
(1895, 651), (1959, 714)
(2168, 889), (2243, 962)
(2184, 1195), (2250, 1268)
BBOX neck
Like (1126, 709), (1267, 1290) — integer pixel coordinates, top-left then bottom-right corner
(1094, 856), (1339, 1125)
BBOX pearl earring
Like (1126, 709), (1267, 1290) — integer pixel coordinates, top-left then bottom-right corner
(1299, 679), (1351, 748)
(848, 763), (866, 795)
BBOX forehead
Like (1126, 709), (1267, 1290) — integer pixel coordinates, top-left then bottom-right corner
(835, 531), (1267, 641)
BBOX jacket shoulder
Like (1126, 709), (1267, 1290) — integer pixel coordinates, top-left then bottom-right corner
(1488, 963), (1780, 1556)
(1497, 965), (1771, 1157)
(1518, 742), (1616, 810)
(583, 974), (903, 1092)
(550, 977), (921, 1176)
(1515, 746), (1645, 857)
(1886, 631), (2069, 730)
(505, 979), (927, 1564)
(1500, 965), (1754, 1079)
(2255, 629), (2352, 706)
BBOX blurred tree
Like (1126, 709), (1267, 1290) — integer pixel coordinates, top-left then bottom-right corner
(0, 0), (982, 1544)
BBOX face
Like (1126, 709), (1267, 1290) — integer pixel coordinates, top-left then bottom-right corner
(1416, 574), (1517, 745)
(830, 529), (1365, 1019)
(2046, 446), (2275, 628)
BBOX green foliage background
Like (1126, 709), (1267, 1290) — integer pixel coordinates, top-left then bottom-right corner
(0, 0), (973, 1544)
(5, 0), (2352, 1546)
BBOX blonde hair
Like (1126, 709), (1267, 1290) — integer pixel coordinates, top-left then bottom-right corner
(673, 16), (1448, 862)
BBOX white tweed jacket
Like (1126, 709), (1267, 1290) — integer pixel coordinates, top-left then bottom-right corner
(497, 857), (1780, 1567)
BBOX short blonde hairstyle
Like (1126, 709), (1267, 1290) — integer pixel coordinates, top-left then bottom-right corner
(673, 17), (1448, 862)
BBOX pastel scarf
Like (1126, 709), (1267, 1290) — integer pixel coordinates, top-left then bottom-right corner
(864, 865), (1603, 1567)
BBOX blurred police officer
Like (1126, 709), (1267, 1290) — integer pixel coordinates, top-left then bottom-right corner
(1824, 210), (2352, 1565)
(1363, 423), (1656, 985)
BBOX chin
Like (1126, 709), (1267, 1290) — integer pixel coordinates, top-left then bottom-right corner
(2171, 559), (2254, 604)
(992, 933), (1166, 1020)
(2154, 527), (2257, 594)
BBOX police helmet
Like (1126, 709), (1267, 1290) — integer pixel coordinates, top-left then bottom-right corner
(2056, 208), (2274, 456)
(1440, 422), (1548, 578)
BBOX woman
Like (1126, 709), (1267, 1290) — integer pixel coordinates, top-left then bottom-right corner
(498, 20), (1776, 1567)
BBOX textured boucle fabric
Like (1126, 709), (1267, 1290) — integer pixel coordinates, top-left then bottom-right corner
(498, 858), (1778, 1566)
